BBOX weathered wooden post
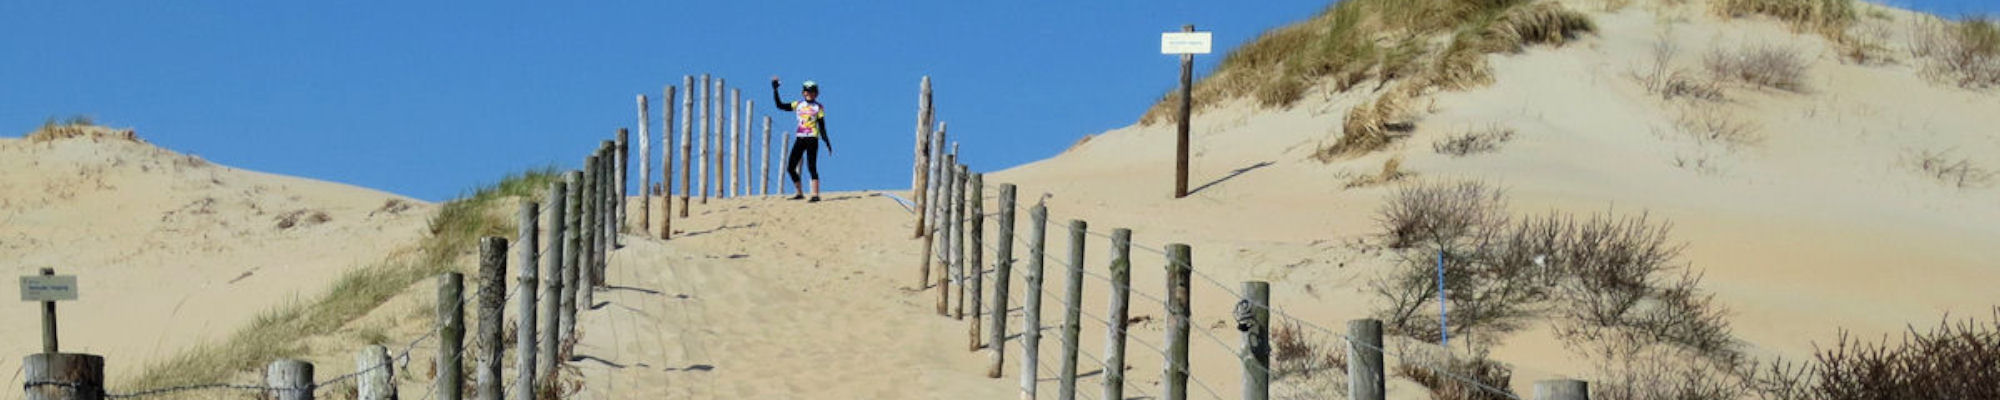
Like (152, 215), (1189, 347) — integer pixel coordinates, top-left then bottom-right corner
(601, 140), (619, 253)
(1241, 281), (1271, 400)
(475, 237), (507, 400)
(911, 76), (934, 238)
(1057, 219), (1087, 400)
(986, 183), (1016, 378)
(742, 99), (753, 197)
(966, 173), (986, 351)
(580, 155), (600, 302)
(699, 74), (711, 204)
(1534, 380), (1589, 400)
(1021, 204), (1048, 400)
(1164, 244), (1192, 400)
(539, 182), (567, 381)
(726, 88), (739, 198)
(357, 345), (394, 400)
(712, 78), (725, 201)
(1348, 319), (1385, 400)
(561, 172), (583, 342)
(935, 155), (957, 316)
(616, 128), (629, 237)
(436, 272), (465, 400)
(952, 163), (969, 320)
(21, 353), (102, 400)
(662, 85), (678, 239)
(266, 359), (314, 400)
(681, 75), (694, 216)
(515, 203), (541, 400)
(781, 121), (794, 193)
(1173, 24), (1196, 199)
(1103, 228), (1132, 400)
(638, 95), (651, 232)
(761, 116), (772, 197)
(916, 140), (945, 288)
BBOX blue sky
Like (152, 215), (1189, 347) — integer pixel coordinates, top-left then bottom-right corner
(2, 1), (1993, 201)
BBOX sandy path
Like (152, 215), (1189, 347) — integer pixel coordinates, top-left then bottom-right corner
(569, 193), (1017, 399)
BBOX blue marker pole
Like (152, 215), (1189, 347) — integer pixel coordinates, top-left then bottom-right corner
(1438, 249), (1448, 348)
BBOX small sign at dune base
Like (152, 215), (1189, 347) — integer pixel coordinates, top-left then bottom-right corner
(1161, 32), (1213, 55)
(20, 275), (77, 302)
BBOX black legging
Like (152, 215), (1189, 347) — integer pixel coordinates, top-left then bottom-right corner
(787, 136), (820, 182)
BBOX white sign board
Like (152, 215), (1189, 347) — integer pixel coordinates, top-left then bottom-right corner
(20, 275), (77, 302)
(1161, 32), (1213, 55)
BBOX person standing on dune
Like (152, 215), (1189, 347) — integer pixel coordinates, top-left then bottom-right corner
(772, 76), (833, 202)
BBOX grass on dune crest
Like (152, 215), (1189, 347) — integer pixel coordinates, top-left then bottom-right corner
(1135, 0), (1593, 159)
(122, 168), (561, 391)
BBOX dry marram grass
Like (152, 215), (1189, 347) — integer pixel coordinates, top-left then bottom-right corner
(1705, 43), (1811, 92)
(1432, 125), (1517, 156)
(1911, 16), (2000, 89)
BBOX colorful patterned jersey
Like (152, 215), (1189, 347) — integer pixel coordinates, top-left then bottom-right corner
(791, 100), (824, 137)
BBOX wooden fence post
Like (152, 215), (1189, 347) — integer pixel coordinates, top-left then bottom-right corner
(1534, 380), (1590, 400)
(681, 75), (694, 216)
(22, 353), (102, 400)
(1349, 319), (1385, 400)
(436, 272), (465, 400)
(743, 99), (753, 197)
(266, 359), (314, 400)
(761, 116), (772, 197)
(638, 95), (651, 233)
(1103, 228), (1132, 400)
(912, 76), (933, 238)
(515, 203), (540, 400)
(712, 78), (725, 201)
(663, 85), (678, 239)
(732, 88), (740, 199)
(539, 183), (566, 383)
(966, 172), (985, 351)
(917, 158), (938, 289)
(475, 237), (507, 400)
(986, 183), (1016, 378)
(935, 155), (957, 316)
(561, 172), (583, 342)
(616, 128), (628, 237)
(952, 163), (969, 320)
(357, 345), (394, 400)
(1241, 281), (1271, 400)
(1057, 219), (1087, 400)
(580, 155), (600, 303)
(601, 140), (618, 252)
(1165, 244), (1192, 400)
(1021, 204), (1048, 400)
(699, 74), (710, 204)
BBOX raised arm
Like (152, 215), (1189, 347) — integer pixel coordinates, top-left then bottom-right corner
(771, 78), (794, 111)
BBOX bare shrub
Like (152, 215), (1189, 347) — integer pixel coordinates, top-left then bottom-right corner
(1633, 39), (1730, 102)
(1271, 321), (1351, 400)
(1754, 310), (2000, 400)
(1912, 16), (2000, 89)
(1594, 346), (1751, 400)
(1674, 104), (1761, 148)
(1433, 126), (1516, 156)
(1375, 180), (1506, 250)
(1705, 43), (1811, 92)
(1395, 351), (1518, 400)
(1908, 149), (1995, 189)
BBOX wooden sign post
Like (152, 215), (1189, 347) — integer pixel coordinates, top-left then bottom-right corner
(21, 268), (77, 353)
(1162, 25), (1211, 199)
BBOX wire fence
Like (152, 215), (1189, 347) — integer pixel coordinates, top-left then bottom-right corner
(900, 176), (1577, 399)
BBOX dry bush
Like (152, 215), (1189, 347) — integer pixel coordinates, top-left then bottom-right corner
(1908, 149), (1995, 189)
(1593, 346), (1751, 400)
(1754, 310), (2000, 400)
(1632, 40), (1730, 102)
(1395, 351), (1518, 400)
(1271, 321), (1351, 400)
(1433, 125), (1516, 156)
(1674, 104), (1761, 148)
(1711, 0), (1856, 40)
(1376, 180), (1507, 250)
(1141, 0), (1597, 125)
(1911, 17), (2000, 89)
(1705, 43), (1811, 92)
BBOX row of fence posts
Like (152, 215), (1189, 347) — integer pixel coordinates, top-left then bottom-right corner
(902, 76), (1591, 400)
(641, 74), (782, 243)
(22, 134), (631, 400)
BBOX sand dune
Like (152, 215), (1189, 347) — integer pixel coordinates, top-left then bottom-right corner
(0, 129), (430, 384)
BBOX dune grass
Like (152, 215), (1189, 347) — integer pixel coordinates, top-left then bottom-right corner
(121, 168), (560, 391)
(1139, 0), (1595, 129)
(24, 116), (138, 143)
(1712, 0), (1856, 40)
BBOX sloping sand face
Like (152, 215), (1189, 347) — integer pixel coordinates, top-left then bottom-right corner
(993, 0), (1999, 386)
(0, 133), (430, 381)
